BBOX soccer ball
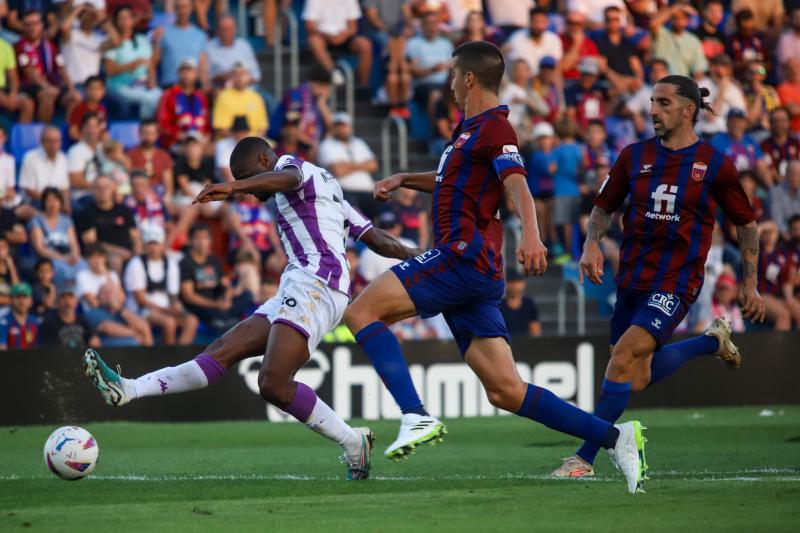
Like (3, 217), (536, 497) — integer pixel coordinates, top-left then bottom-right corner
(43, 426), (99, 480)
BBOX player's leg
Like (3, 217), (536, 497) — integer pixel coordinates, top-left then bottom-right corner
(83, 315), (271, 406)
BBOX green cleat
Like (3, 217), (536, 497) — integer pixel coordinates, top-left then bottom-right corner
(83, 348), (131, 406)
(342, 427), (375, 480)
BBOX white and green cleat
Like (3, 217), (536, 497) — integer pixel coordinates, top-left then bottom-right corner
(341, 427), (375, 480)
(83, 348), (132, 407)
(607, 420), (648, 494)
(384, 414), (447, 461)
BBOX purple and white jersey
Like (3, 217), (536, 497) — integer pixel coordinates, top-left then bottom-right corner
(273, 155), (372, 295)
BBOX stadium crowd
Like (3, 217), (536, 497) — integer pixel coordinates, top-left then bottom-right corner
(0, 0), (798, 350)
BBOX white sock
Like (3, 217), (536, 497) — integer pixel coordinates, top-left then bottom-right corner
(304, 398), (361, 451)
(126, 360), (209, 399)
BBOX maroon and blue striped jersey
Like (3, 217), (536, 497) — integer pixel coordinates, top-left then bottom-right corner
(432, 105), (526, 279)
(595, 138), (755, 303)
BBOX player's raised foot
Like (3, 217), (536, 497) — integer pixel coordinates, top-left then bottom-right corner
(551, 455), (595, 478)
(704, 317), (741, 368)
(82, 348), (132, 407)
(606, 421), (648, 494)
(340, 427), (375, 480)
(384, 414), (447, 461)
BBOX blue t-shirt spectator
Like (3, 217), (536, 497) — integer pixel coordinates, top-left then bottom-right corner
(406, 34), (453, 87)
(104, 34), (153, 90)
(709, 133), (764, 172)
(158, 23), (208, 86)
(553, 141), (583, 197)
(526, 150), (557, 198)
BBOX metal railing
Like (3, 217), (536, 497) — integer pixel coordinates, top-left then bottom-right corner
(557, 276), (586, 336)
(273, 9), (299, 100)
(329, 59), (355, 118)
(381, 116), (408, 176)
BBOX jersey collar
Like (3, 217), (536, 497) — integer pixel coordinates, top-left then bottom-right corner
(461, 104), (510, 129)
(655, 136), (703, 155)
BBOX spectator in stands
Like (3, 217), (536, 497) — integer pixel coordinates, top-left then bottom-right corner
(761, 108), (800, 185)
(346, 243), (368, 298)
(504, 7), (563, 77)
(527, 122), (557, 247)
(59, 1), (120, 87)
(226, 193), (285, 281)
(273, 113), (315, 162)
(650, 3), (708, 79)
(126, 120), (174, 199)
(500, 270), (541, 337)
(726, 9), (767, 80)
(588, 6), (643, 93)
(204, 14), (261, 88)
(531, 56), (565, 125)
(359, 211), (417, 282)
(68, 113), (103, 202)
(561, 11), (599, 83)
(0, 202), (27, 257)
(407, 12), (453, 119)
(0, 237), (20, 306)
(695, 0), (727, 61)
(212, 62), (268, 137)
(785, 215), (800, 293)
(364, 0), (411, 118)
(0, 282), (38, 349)
(739, 170), (766, 223)
(565, 57), (608, 131)
(318, 111), (380, 218)
(710, 109), (771, 184)
(39, 280), (99, 350)
(486, 0), (534, 36)
(154, 0), (208, 87)
(770, 161), (800, 236)
(697, 54), (747, 138)
(271, 66), (332, 147)
(20, 125), (70, 208)
(303, 0), (373, 87)
(173, 135), (215, 211)
(0, 126), (20, 211)
(124, 170), (170, 234)
(124, 223), (198, 345)
(215, 116), (252, 182)
(552, 118), (583, 263)
(729, 0), (783, 39)
(31, 258), (56, 316)
(0, 36), (34, 122)
(104, 5), (162, 120)
(777, 58), (800, 134)
(431, 83), (462, 154)
(15, 10), (81, 122)
(457, 10), (504, 47)
(624, 58), (669, 139)
(711, 272), (745, 333)
(76, 174), (141, 272)
(179, 223), (246, 333)
(744, 60), (781, 133)
(77, 243), (153, 346)
(500, 59), (547, 146)
(391, 187), (429, 250)
(67, 75), (107, 142)
(29, 187), (82, 283)
(777, 7), (800, 74)
(758, 220), (797, 330)
(156, 58), (211, 150)
(98, 138), (132, 199)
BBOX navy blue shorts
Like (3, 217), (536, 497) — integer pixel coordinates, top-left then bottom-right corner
(390, 247), (509, 356)
(609, 287), (690, 348)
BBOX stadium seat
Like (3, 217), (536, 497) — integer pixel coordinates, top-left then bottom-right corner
(408, 101), (432, 140)
(10, 122), (45, 163)
(108, 121), (141, 150)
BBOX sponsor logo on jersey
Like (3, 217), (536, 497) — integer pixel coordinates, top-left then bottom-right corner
(414, 249), (442, 264)
(647, 184), (681, 221)
(640, 164), (653, 173)
(651, 318), (662, 329)
(691, 162), (707, 182)
(454, 132), (472, 148)
(647, 292), (680, 316)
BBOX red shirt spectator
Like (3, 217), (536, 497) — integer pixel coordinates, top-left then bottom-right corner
(561, 12), (599, 82)
(15, 34), (64, 87)
(68, 102), (108, 136)
(156, 59), (211, 150)
(126, 120), (174, 195)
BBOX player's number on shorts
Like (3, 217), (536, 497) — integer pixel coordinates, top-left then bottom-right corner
(282, 297), (297, 308)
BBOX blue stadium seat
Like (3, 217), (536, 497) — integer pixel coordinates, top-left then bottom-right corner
(10, 123), (45, 163)
(108, 121), (141, 150)
(408, 101), (431, 140)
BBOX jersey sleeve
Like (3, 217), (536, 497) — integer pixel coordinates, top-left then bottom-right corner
(274, 154), (307, 190)
(711, 157), (756, 226)
(594, 145), (632, 212)
(343, 199), (372, 241)
(481, 118), (527, 181)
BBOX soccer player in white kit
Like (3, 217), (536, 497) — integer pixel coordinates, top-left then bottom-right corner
(83, 137), (420, 480)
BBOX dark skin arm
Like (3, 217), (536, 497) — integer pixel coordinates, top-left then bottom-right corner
(193, 167), (303, 204)
(360, 226), (421, 261)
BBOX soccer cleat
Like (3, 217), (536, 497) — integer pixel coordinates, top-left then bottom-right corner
(551, 455), (595, 478)
(384, 414), (447, 461)
(606, 420), (648, 494)
(340, 427), (375, 480)
(704, 317), (741, 368)
(82, 348), (131, 407)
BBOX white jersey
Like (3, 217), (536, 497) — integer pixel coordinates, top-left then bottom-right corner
(273, 155), (372, 295)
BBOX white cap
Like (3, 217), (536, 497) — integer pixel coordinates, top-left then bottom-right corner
(142, 224), (166, 244)
(332, 111), (352, 125)
(532, 121), (555, 139)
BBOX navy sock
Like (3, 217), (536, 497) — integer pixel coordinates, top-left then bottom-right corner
(516, 384), (617, 449)
(649, 335), (720, 385)
(575, 379), (632, 464)
(354, 322), (428, 416)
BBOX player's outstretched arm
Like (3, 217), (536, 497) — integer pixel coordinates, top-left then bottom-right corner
(580, 206), (613, 284)
(193, 168), (303, 204)
(374, 171), (437, 201)
(736, 221), (766, 322)
(504, 173), (547, 276)
(360, 227), (422, 261)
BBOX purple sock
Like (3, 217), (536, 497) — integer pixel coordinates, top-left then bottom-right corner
(193, 354), (226, 385)
(284, 381), (317, 423)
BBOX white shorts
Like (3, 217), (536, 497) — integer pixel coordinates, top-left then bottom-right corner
(254, 268), (349, 354)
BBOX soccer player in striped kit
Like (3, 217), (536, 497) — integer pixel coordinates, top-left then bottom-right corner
(552, 76), (767, 478)
(83, 138), (420, 480)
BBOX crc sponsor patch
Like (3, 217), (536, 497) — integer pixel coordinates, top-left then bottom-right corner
(647, 292), (680, 317)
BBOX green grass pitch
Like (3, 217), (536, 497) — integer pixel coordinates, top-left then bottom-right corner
(1, 407), (799, 532)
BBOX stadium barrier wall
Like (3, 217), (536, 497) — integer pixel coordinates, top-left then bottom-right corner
(3, 331), (798, 425)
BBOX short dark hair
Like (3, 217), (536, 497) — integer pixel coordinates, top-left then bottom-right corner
(655, 75), (713, 125)
(452, 41), (505, 94)
(788, 214), (800, 227)
(604, 5), (622, 18)
(649, 58), (669, 70)
(22, 9), (40, 20)
(85, 75), (104, 87)
(308, 65), (332, 84)
(139, 119), (157, 130)
(230, 136), (274, 181)
(41, 187), (64, 207)
(189, 222), (211, 239)
(35, 258), (53, 271)
(130, 169), (149, 180)
(735, 8), (754, 23)
(84, 242), (106, 257)
(770, 106), (790, 121)
(81, 112), (99, 129)
(529, 6), (548, 18)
